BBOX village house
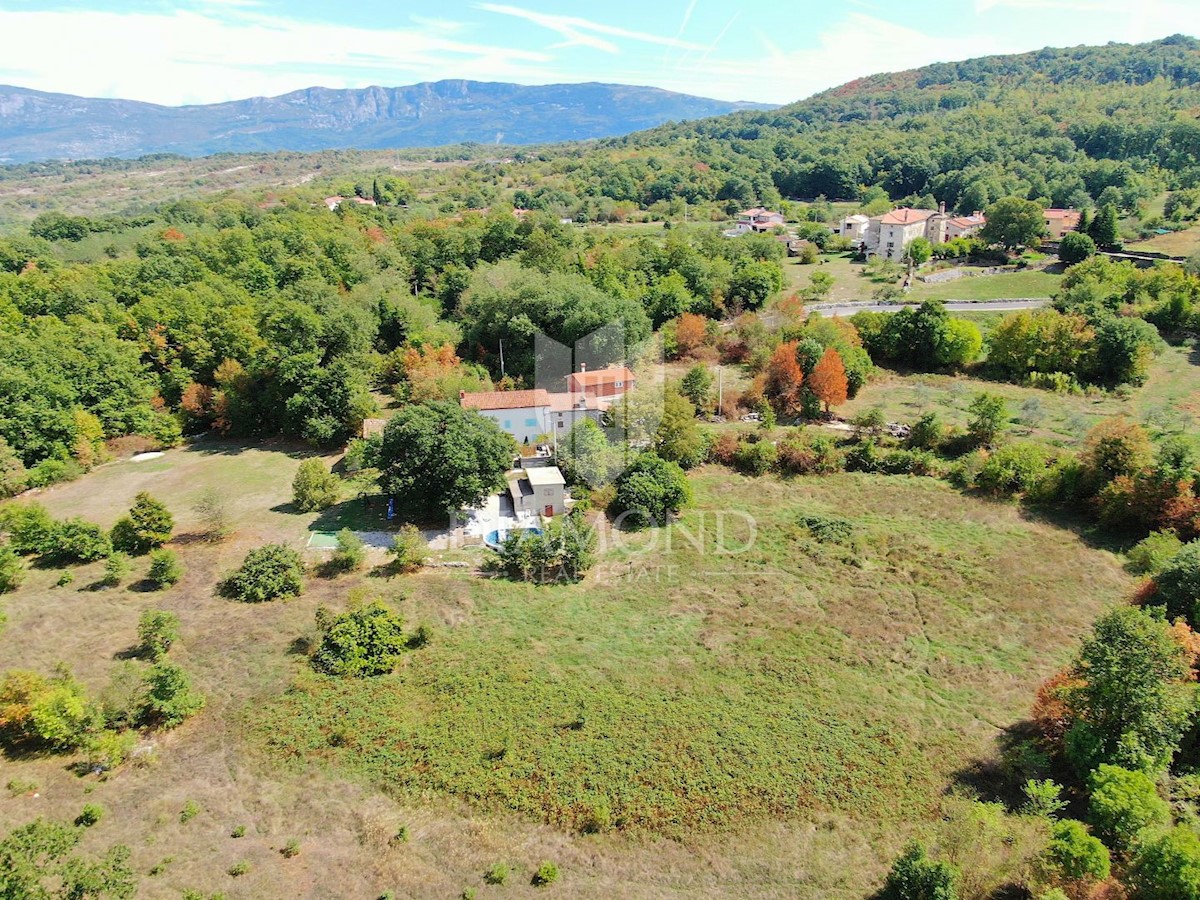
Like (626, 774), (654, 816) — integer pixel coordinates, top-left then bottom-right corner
(1044, 208), (1081, 238)
(861, 204), (987, 260)
(834, 213), (870, 245)
(460, 387), (604, 444)
(724, 207), (786, 236)
(566, 364), (636, 406)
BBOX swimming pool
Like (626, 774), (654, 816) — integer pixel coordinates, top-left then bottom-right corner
(484, 526), (543, 550)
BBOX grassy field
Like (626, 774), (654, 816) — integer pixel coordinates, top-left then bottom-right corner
(841, 341), (1198, 446)
(782, 253), (1063, 305)
(0, 439), (1136, 897)
(1130, 223), (1200, 257)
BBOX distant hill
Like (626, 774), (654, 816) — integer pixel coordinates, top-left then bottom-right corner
(0, 81), (772, 163)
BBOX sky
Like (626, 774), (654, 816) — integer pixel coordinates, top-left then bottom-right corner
(0, 0), (1198, 107)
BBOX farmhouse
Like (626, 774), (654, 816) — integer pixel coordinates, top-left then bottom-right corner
(1044, 208), (1081, 238)
(835, 213), (870, 245)
(861, 204), (987, 260)
(460, 387), (604, 443)
(566, 364), (635, 405)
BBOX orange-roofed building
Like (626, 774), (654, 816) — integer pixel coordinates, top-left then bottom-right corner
(459, 387), (604, 444)
(1044, 208), (1081, 239)
(566, 364), (636, 403)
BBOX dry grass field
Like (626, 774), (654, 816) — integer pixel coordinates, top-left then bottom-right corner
(0, 440), (1136, 897)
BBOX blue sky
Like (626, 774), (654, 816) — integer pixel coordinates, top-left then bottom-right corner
(0, 0), (1197, 105)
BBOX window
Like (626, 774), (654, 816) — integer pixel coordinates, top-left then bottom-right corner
(614, 381), (623, 387)
(503, 419), (511, 430)
(525, 417), (538, 427)
(557, 421), (564, 428)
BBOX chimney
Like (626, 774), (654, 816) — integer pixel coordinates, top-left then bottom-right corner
(579, 363), (587, 373)
(459, 390), (466, 399)
(938, 201), (946, 215)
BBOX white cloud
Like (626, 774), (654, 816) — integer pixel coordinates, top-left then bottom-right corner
(0, 7), (559, 105)
(974, 0), (1200, 43)
(476, 3), (704, 54)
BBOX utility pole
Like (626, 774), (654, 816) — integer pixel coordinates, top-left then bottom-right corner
(717, 365), (723, 417)
(499, 339), (505, 380)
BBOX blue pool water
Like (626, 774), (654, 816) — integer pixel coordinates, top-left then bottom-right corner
(484, 526), (543, 549)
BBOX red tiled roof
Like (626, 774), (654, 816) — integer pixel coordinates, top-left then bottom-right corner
(947, 215), (985, 228)
(460, 389), (550, 411)
(879, 207), (936, 225)
(567, 367), (636, 388)
(1043, 208), (1079, 218)
(548, 392), (602, 412)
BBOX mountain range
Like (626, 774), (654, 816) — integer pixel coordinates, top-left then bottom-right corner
(0, 81), (772, 163)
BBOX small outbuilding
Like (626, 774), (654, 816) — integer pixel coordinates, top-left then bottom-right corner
(507, 465), (567, 518)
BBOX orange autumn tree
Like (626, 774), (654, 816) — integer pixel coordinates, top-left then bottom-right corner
(764, 341), (805, 417)
(673, 313), (709, 359)
(808, 347), (849, 414)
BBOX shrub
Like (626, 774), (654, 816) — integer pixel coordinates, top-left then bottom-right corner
(612, 454), (692, 529)
(0, 545), (24, 593)
(907, 412), (943, 451)
(1021, 779), (1067, 818)
(0, 669), (98, 752)
(228, 860), (249, 877)
(1127, 826), (1200, 898)
(967, 393), (1008, 447)
(137, 609), (181, 660)
(111, 492), (174, 554)
(1152, 541), (1200, 626)
(1087, 764), (1170, 849)
(1043, 819), (1110, 883)
(0, 503), (55, 555)
(709, 431), (740, 465)
(179, 800), (200, 823)
(55, 570), (73, 588)
(326, 529), (366, 575)
(101, 553), (131, 587)
(312, 601), (407, 677)
(797, 514), (855, 544)
(484, 862), (510, 885)
(975, 444), (1049, 495)
(138, 662), (205, 728)
(531, 862), (559, 887)
(281, 839), (300, 858)
(878, 449), (939, 477)
(776, 432), (843, 475)
(1058, 231), (1097, 265)
(879, 842), (959, 900)
(44, 518), (112, 564)
(387, 525), (428, 573)
(0, 819), (135, 898)
(75, 803), (104, 827)
(732, 439), (777, 476)
(292, 458), (340, 512)
(231, 825), (246, 838)
(1127, 531), (1184, 576)
(83, 729), (136, 771)
(147, 548), (183, 589)
(221, 544), (305, 602)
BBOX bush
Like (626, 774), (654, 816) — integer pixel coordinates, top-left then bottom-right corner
(907, 412), (943, 451)
(776, 432), (843, 475)
(147, 548), (183, 589)
(83, 729), (136, 771)
(228, 860), (249, 877)
(878, 448), (940, 477)
(281, 839), (300, 858)
(732, 439), (777, 476)
(1152, 541), (1200, 626)
(484, 862), (510, 885)
(0, 669), (97, 751)
(44, 518), (112, 564)
(797, 513), (855, 544)
(101, 553), (130, 587)
(1127, 826), (1200, 898)
(879, 842), (959, 900)
(180, 800), (200, 823)
(975, 444), (1049, 495)
(1058, 231), (1097, 265)
(967, 393), (1008, 447)
(0, 545), (24, 593)
(55, 570), (73, 588)
(138, 662), (205, 728)
(531, 862), (559, 887)
(0, 503), (55, 555)
(387, 525), (428, 573)
(137, 609), (181, 660)
(292, 459), (340, 512)
(1087, 764), (1170, 849)
(1127, 531), (1184, 576)
(312, 601), (408, 677)
(110, 492), (174, 554)
(231, 825), (246, 838)
(326, 529), (366, 575)
(612, 454), (692, 529)
(1043, 819), (1110, 883)
(221, 544), (305, 602)
(75, 803), (104, 827)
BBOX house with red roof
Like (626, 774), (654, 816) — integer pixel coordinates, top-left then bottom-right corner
(460, 386), (604, 444)
(1043, 208), (1081, 239)
(566, 364), (636, 404)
